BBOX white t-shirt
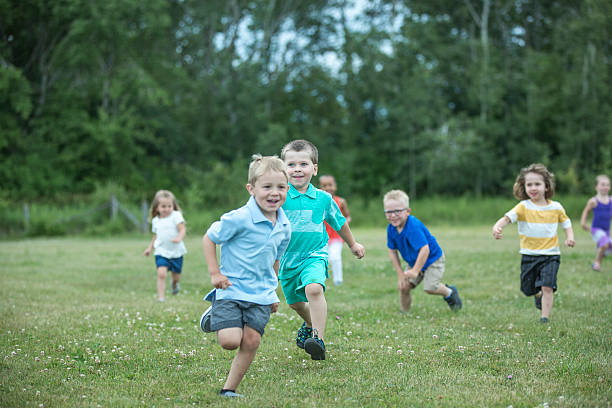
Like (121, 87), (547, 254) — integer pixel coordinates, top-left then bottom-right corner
(152, 211), (187, 259)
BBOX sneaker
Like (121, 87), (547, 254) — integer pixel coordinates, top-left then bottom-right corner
(540, 317), (549, 324)
(444, 285), (463, 311)
(304, 335), (326, 360)
(219, 390), (244, 398)
(534, 295), (542, 310)
(591, 263), (601, 272)
(199, 306), (212, 333)
(172, 282), (180, 295)
(296, 322), (313, 349)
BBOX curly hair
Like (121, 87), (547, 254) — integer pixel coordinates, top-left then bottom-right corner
(513, 163), (555, 200)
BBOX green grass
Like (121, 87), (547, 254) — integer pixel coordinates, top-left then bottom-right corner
(1, 226), (610, 407)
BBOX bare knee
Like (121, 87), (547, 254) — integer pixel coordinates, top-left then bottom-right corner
(157, 268), (167, 279)
(219, 339), (240, 350)
(305, 283), (324, 299)
(241, 329), (261, 351)
(542, 286), (554, 295)
(217, 328), (242, 350)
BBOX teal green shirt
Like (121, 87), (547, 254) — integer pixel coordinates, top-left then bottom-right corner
(279, 183), (346, 278)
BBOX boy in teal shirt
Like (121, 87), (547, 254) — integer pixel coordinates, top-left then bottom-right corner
(280, 139), (365, 360)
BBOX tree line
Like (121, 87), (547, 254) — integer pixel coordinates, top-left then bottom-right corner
(2, 0), (611, 206)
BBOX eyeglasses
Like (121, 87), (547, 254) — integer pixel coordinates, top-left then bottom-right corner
(384, 208), (407, 216)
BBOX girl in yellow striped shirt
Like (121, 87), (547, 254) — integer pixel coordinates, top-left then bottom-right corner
(492, 163), (575, 324)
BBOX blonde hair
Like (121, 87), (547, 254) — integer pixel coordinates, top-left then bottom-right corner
(150, 190), (181, 219)
(595, 174), (610, 186)
(281, 139), (319, 164)
(248, 154), (288, 185)
(383, 189), (410, 208)
(513, 163), (555, 200)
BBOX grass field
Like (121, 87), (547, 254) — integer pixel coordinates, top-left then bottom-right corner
(1, 226), (610, 407)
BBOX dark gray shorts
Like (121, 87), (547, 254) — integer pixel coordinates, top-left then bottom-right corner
(520, 255), (560, 296)
(210, 300), (272, 336)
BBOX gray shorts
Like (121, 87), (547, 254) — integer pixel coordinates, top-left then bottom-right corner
(209, 299), (272, 336)
(407, 254), (445, 292)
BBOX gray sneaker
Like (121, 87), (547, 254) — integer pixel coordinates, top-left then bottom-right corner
(199, 306), (212, 332)
(172, 282), (180, 295)
(444, 285), (463, 311)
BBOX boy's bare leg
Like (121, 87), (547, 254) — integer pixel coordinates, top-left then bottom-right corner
(305, 283), (327, 339)
(541, 286), (554, 319)
(289, 302), (312, 327)
(157, 266), (168, 299)
(399, 286), (412, 312)
(218, 327), (261, 391)
(425, 283), (452, 297)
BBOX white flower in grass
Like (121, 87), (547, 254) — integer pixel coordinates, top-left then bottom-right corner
(432, 335), (438, 339)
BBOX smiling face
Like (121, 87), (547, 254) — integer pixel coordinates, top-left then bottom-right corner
(283, 150), (318, 193)
(156, 197), (174, 218)
(383, 198), (410, 231)
(246, 170), (288, 220)
(524, 172), (547, 204)
(319, 175), (337, 195)
(595, 176), (611, 196)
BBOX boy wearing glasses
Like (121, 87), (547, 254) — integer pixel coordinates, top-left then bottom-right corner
(383, 189), (462, 313)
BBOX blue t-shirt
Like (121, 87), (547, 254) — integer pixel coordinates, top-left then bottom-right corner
(386, 215), (442, 271)
(206, 196), (291, 304)
(280, 183), (346, 278)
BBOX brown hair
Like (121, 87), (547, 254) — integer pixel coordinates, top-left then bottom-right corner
(150, 190), (181, 219)
(281, 139), (319, 164)
(513, 163), (555, 200)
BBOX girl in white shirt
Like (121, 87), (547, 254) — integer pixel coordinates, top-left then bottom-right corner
(143, 190), (187, 301)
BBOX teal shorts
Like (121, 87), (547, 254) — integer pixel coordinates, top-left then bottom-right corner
(280, 258), (328, 305)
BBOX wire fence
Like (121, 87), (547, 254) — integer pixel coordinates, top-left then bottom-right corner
(22, 195), (149, 234)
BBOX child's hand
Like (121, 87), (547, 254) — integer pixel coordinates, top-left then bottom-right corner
(143, 248), (151, 256)
(565, 238), (575, 248)
(492, 225), (503, 239)
(270, 303), (279, 313)
(350, 242), (365, 259)
(211, 273), (232, 289)
(404, 269), (418, 280)
(581, 223), (589, 232)
(171, 237), (181, 243)
(397, 276), (411, 291)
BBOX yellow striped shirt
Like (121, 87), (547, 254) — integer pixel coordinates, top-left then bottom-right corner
(505, 200), (571, 255)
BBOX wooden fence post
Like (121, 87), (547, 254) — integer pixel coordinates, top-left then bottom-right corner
(24, 203), (29, 233)
(111, 195), (118, 220)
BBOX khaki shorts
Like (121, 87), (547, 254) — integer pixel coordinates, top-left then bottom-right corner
(407, 254), (445, 292)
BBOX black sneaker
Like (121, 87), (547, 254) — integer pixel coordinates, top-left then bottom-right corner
(304, 335), (326, 360)
(540, 317), (549, 324)
(199, 306), (212, 332)
(296, 322), (313, 349)
(534, 295), (542, 310)
(444, 285), (463, 311)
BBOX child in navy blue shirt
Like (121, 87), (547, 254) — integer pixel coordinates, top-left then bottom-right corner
(383, 189), (462, 313)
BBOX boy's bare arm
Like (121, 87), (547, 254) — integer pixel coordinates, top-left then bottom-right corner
(339, 197), (351, 224)
(404, 245), (429, 279)
(337, 222), (365, 258)
(202, 234), (231, 289)
(492, 216), (510, 239)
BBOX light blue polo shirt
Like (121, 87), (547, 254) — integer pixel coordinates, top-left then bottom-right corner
(206, 196), (291, 305)
(279, 183), (346, 279)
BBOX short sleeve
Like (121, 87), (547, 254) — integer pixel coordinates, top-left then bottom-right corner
(172, 211), (185, 225)
(324, 197), (346, 232)
(387, 225), (397, 250)
(206, 212), (241, 245)
(558, 205), (572, 229)
(151, 217), (158, 233)
(505, 203), (522, 223)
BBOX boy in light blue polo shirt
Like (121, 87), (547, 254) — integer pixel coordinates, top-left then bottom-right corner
(280, 140), (365, 361)
(200, 155), (291, 398)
